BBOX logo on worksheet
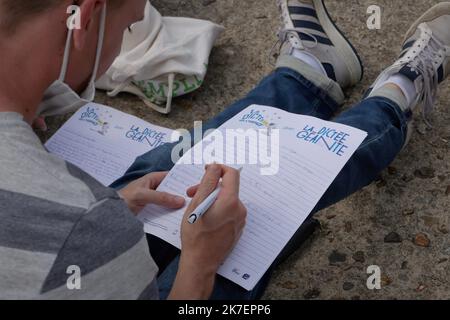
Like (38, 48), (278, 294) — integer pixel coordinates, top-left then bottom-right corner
(239, 109), (295, 137)
(240, 109), (277, 129)
(79, 106), (111, 135)
(125, 126), (167, 148)
(232, 268), (251, 281)
(296, 125), (351, 156)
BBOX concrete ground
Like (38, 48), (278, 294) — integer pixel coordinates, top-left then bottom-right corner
(42, 0), (449, 299)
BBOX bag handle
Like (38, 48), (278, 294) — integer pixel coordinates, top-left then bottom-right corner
(106, 73), (175, 114)
(142, 73), (174, 114)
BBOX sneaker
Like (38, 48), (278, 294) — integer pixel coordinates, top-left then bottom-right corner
(275, 0), (364, 88)
(368, 2), (450, 119)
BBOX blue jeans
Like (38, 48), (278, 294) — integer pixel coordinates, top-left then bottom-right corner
(111, 67), (409, 300)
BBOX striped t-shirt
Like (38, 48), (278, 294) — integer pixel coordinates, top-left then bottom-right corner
(0, 112), (159, 299)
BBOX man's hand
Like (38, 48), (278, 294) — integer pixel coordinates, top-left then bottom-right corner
(169, 164), (247, 300)
(118, 172), (186, 215)
(32, 117), (48, 132)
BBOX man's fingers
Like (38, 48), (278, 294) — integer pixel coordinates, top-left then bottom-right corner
(186, 184), (200, 198)
(32, 117), (48, 132)
(187, 165), (241, 203)
(186, 164), (223, 213)
(146, 172), (169, 189)
(220, 166), (241, 198)
(139, 189), (185, 209)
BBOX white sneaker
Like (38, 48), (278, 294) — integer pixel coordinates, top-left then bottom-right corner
(368, 2), (450, 120)
(275, 0), (364, 88)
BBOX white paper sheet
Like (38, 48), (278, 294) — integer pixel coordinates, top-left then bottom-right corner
(139, 105), (368, 291)
(45, 103), (175, 186)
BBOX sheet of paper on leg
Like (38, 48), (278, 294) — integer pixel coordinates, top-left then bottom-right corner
(46, 103), (175, 186)
(139, 105), (368, 291)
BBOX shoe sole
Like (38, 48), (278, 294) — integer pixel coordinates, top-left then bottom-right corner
(403, 2), (450, 42)
(312, 0), (364, 85)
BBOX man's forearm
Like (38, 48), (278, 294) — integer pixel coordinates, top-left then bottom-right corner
(168, 259), (216, 300)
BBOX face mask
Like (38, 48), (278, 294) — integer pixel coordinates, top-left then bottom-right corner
(37, 4), (107, 118)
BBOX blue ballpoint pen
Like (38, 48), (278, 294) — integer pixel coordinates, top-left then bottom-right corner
(187, 167), (243, 224)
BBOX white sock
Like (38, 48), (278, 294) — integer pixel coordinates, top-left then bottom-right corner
(380, 74), (418, 107)
(292, 49), (327, 76)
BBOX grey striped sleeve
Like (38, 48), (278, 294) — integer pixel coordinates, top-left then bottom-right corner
(0, 113), (160, 300)
(0, 188), (159, 300)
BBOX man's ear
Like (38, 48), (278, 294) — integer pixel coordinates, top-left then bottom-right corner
(72, 0), (106, 51)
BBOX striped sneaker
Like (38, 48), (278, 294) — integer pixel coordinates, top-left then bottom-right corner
(276, 0), (363, 89)
(368, 2), (450, 121)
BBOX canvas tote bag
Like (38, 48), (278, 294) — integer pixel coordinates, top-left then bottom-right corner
(96, 2), (224, 114)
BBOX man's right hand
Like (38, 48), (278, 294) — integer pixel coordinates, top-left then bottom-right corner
(168, 164), (247, 300)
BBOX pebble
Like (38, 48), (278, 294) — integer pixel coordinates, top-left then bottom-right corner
(344, 221), (352, 233)
(402, 174), (414, 182)
(416, 284), (426, 292)
(376, 179), (387, 188)
(255, 14), (268, 19)
(280, 281), (298, 290)
(326, 213), (336, 220)
(402, 208), (415, 216)
(387, 166), (398, 175)
(401, 261), (408, 269)
(414, 167), (436, 179)
(381, 274), (392, 286)
(222, 48), (236, 59)
(352, 251), (365, 263)
(438, 225), (449, 234)
(328, 250), (347, 265)
(384, 232), (402, 243)
(202, 0), (216, 5)
(303, 288), (321, 300)
(446, 185), (450, 196)
(343, 282), (354, 291)
(414, 233), (431, 247)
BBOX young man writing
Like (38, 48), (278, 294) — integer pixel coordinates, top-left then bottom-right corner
(0, 0), (246, 300)
(0, 0), (448, 299)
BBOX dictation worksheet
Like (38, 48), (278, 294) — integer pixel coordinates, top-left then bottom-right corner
(138, 105), (368, 291)
(46, 103), (175, 186)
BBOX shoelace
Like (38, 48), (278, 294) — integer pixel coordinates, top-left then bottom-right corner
(403, 26), (449, 126)
(269, 27), (319, 65)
